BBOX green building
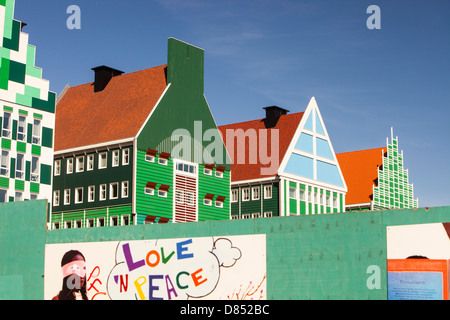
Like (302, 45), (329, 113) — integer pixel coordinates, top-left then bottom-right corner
(0, 0), (56, 204)
(337, 129), (419, 211)
(218, 97), (347, 219)
(50, 38), (230, 229)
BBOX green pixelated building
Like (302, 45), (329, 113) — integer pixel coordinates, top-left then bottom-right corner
(0, 0), (56, 204)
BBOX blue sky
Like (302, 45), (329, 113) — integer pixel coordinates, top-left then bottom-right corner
(14, 0), (450, 207)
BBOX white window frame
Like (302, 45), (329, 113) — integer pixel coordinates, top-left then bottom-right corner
(31, 156), (40, 182)
(242, 188), (250, 202)
(76, 156), (84, 173)
(112, 150), (119, 167)
(158, 158), (168, 166)
(54, 159), (61, 176)
(99, 152), (107, 169)
(110, 216), (119, 227)
(215, 200), (223, 208)
(231, 189), (238, 203)
(122, 215), (130, 226)
(204, 198), (212, 206)
(289, 187), (297, 199)
(74, 220), (82, 228)
(67, 158), (73, 174)
(122, 148), (130, 165)
(215, 170), (223, 178)
(87, 218), (96, 228)
(1, 149), (10, 177)
(32, 118), (41, 145)
(204, 168), (212, 175)
(99, 184), (107, 201)
(110, 182), (119, 199)
(145, 186), (155, 195)
(252, 186), (260, 201)
(87, 154), (94, 171)
(88, 185), (95, 202)
(300, 189), (306, 201)
(264, 211), (273, 218)
(97, 217), (105, 227)
(121, 181), (129, 198)
(64, 189), (70, 205)
(15, 191), (23, 202)
(2, 111), (11, 138)
(264, 185), (272, 199)
(15, 153), (25, 180)
(17, 115), (26, 142)
(74, 187), (83, 204)
(158, 189), (168, 198)
(53, 190), (60, 206)
(145, 154), (155, 163)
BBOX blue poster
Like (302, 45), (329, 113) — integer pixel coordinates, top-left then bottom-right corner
(388, 272), (443, 300)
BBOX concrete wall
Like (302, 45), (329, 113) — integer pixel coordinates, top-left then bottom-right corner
(1, 199), (449, 299)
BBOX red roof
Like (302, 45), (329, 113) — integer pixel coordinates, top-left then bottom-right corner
(218, 112), (303, 182)
(336, 147), (385, 206)
(55, 65), (167, 151)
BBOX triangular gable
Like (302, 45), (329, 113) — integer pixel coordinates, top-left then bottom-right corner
(279, 97), (347, 191)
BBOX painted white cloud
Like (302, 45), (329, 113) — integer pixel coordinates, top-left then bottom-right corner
(106, 237), (241, 300)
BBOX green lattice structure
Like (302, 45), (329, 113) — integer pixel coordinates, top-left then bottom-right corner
(0, 0), (55, 204)
(373, 131), (418, 210)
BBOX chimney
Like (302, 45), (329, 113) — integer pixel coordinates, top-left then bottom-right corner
(263, 106), (289, 128)
(91, 66), (124, 92)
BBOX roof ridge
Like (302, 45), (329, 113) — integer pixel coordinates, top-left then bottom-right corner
(218, 111), (304, 128)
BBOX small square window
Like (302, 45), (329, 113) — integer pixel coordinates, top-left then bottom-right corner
(204, 168), (212, 175)
(145, 187), (155, 195)
(145, 155), (155, 162)
(158, 190), (167, 198)
(215, 170), (223, 178)
(87, 218), (96, 228)
(97, 217), (105, 227)
(110, 216), (119, 226)
(289, 187), (297, 199)
(215, 201), (223, 208)
(158, 158), (168, 166)
(204, 199), (212, 206)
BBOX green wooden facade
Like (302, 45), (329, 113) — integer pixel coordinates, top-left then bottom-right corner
(50, 38), (231, 229)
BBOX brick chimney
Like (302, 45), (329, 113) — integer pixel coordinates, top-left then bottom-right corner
(263, 106), (289, 128)
(91, 66), (124, 92)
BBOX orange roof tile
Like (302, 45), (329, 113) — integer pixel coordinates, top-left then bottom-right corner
(218, 112), (303, 182)
(336, 147), (385, 206)
(54, 65), (167, 152)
